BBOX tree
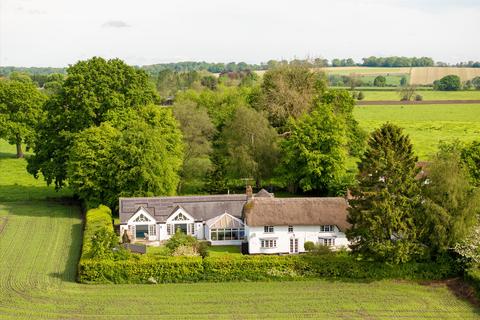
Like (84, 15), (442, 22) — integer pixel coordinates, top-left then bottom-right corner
(433, 75), (461, 91)
(221, 105), (279, 187)
(397, 85), (417, 101)
(419, 143), (480, 256)
(27, 57), (159, 189)
(200, 76), (217, 90)
(278, 90), (363, 195)
(472, 77), (480, 90)
(67, 105), (184, 209)
(400, 76), (408, 86)
(461, 140), (480, 186)
(347, 123), (424, 263)
(173, 100), (215, 192)
(260, 64), (327, 130)
(0, 78), (46, 157)
(373, 75), (386, 87)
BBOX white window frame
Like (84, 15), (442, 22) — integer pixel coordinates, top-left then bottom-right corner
(319, 237), (335, 246)
(288, 226), (294, 233)
(264, 226), (274, 233)
(320, 225), (335, 232)
(166, 207), (195, 236)
(260, 239), (277, 248)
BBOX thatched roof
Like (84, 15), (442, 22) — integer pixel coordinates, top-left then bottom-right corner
(243, 197), (350, 231)
(255, 189), (274, 198)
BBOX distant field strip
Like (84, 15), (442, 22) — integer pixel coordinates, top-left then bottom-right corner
(411, 67), (480, 85)
(355, 104), (480, 160)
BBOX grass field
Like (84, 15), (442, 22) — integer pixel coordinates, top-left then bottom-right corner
(322, 66), (411, 75)
(0, 141), (479, 318)
(356, 90), (480, 101)
(354, 104), (480, 159)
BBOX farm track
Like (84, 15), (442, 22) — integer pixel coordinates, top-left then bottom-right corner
(357, 100), (480, 105)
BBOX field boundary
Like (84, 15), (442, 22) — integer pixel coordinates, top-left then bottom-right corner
(357, 100), (480, 105)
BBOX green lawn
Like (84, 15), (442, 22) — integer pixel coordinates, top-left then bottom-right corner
(354, 104), (480, 159)
(0, 140), (479, 318)
(358, 90), (480, 101)
(207, 245), (241, 256)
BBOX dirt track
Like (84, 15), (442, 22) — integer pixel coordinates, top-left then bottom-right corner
(357, 100), (480, 105)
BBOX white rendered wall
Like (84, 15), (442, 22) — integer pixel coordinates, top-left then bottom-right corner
(246, 225), (349, 254)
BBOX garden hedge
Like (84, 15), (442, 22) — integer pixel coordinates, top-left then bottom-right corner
(78, 253), (458, 284)
(81, 205), (113, 259)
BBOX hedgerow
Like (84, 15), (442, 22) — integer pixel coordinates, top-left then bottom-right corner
(80, 205), (114, 259)
(78, 253), (458, 284)
(78, 256), (204, 284)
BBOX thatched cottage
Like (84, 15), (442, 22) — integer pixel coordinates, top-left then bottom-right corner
(119, 187), (350, 254)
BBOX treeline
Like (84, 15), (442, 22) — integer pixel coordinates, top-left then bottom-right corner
(361, 56), (434, 67)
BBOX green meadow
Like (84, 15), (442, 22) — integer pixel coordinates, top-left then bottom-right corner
(0, 140), (478, 318)
(354, 104), (480, 159)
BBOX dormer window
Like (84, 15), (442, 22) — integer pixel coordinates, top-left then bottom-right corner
(264, 226), (274, 233)
(320, 225), (335, 232)
(288, 226), (293, 233)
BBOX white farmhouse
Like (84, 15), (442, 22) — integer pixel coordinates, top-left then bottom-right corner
(243, 197), (350, 254)
(119, 187), (351, 253)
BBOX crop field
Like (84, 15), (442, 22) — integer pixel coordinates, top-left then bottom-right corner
(0, 141), (479, 319)
(357, 90), (480, 101)
(354, 104), (480, 159)
(322, 66), (411, 76)
(410, 67), (480, 85)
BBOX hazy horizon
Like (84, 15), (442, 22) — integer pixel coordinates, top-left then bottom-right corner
(1, 0), (479, 68)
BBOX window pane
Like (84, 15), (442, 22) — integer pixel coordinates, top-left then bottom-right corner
(211, 230), (217, 240)
(232, 229), (239, 240)
(239, 228), (245, 239)
(218, 229), (225, 240)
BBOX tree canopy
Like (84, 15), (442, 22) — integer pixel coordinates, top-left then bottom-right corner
(0, 78), (46, 158)
(27, 57), (159, 189)
(67, 105), (183, 209)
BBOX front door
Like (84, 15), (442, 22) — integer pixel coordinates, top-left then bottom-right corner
(289, 238), (298, 253)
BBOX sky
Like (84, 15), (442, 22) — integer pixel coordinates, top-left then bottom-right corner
(0, 0), (479, 67)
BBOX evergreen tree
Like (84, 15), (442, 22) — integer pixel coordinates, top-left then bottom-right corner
(347, 123), (423, 263)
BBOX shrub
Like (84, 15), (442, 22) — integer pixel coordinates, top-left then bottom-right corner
(433, 75), (461, 91)
(415, 94), (423, 101)
(90, 228), (118, 260)
(164, 230), (198, 252)
(81, 205), (114, 259)
(472, 77), (480, 90)
(304, 241), (315, 252)
(357, 91), (365, 100)
(351, 91), (358, 99)
(465, 267), (480, 298)
(373, 75), (386, 87)
(310, 244), (332, 255)
(172, 245), (198, 257)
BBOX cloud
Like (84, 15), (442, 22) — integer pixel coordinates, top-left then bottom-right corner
(102, 20), (131, 28)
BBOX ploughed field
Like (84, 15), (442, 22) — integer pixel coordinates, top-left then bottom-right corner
(354, 104), (480, 160)
(0, 141), (479, 319)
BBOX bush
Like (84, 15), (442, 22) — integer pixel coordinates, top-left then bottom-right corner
(304, 241), (315, 252)
(357, 91), (365, 100)
(433, 75), (461, 91)
(164, 230), (198, 252)
(465, 267), (480, 298)
(472, 77), (480, 90)
(373, 75), (386, 87)
(351, 91), (358, 99)
(81, 205), (114, 259)
(415, 94), (423, 101)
